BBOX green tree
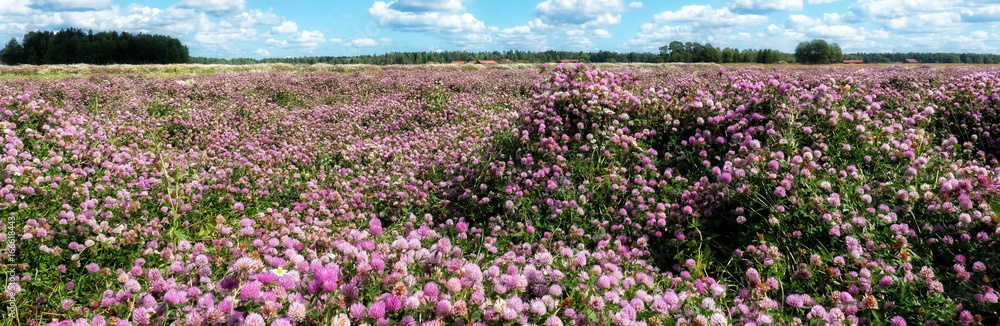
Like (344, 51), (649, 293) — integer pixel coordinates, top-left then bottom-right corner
(794, 39), (843, 64)
(0, 38), (25, 65)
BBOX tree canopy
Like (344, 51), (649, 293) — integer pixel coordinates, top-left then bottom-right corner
(658, 41), (795, 64)
(794, 39), (843, 64)
(0, 28), (189, 65)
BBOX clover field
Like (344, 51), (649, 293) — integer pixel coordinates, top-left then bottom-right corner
(1, 64), (999, 326)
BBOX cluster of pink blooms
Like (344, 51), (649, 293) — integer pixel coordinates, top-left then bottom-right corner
(0, 64), (998, 325)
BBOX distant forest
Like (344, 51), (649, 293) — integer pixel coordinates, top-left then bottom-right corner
(0, 28), (189, 65)
(3, 29), (1000, 66)
(844, 52), (1000, 64)
(189, 43), (795, 65)
(189, 50), (665, 65)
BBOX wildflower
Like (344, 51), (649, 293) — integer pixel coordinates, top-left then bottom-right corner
(243, 313), (265, 326)
(349, 303), (367, 320)
(890, 316), (907, 326)
(383, 295), (402, 312)
(786, 294), (804, 308)
(423, 282), (440, 299)
(239, 281), (262, 300)
(287, 301), (307, 321)
(861, 294), (878, 309)
(369, 217), (383, 236)
(369, 301), (387, 319)
(435, 300), (452, 316)
(270, 318), (293, 326)
(709, 313), (728, 326)
(331, 313), (351, 326)
(163, 289), (188, 305)
(879, 276), (893, 288)
(271, 267), (287, 277)
(596, 275), (612, 288)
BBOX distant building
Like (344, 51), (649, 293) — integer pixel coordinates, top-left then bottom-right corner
(556, 59), (580, 63)
(843, 60), (863, 64)
(472, 60), (497, 65)
(451, 61), (465, 64)
(904, 59), (919, 64)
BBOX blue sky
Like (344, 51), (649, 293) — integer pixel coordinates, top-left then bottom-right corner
(1, 0), (998, 58)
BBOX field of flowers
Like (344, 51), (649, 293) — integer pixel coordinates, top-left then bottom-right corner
(1, 64), (998, 326)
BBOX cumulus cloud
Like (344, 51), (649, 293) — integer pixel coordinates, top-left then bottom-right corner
(534, 0), (626, 26)
(563, 35), (596, 51)
(368, 0), (491, 47)
(654, 5), (768, 28)
(728, 0), (803, 13)
(847, 0), (951, 21)
(175, 0), (245, 14)
(370, 2), (485, 33)
(391, 0), (466, 13)
(628, 2), (643, 9)
(959, 5), (1000, 22)
(254, 48), (270, 56)
(624, 5), (769, 52)
(272, 21), (297, 34)
(495, 24), (549, 51)
(29, 0), (111, 11)
(350, 38), (378, 47)
(593, 29), (612, 38)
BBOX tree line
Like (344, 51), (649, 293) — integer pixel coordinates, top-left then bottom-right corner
(659, 41), (795, 64)
(190, 50), (665, 65)
(0, 28), (189, 65)
(844, 52), (1000, 64)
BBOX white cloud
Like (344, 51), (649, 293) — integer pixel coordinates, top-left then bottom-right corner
(369, 1), (486, 33)
(496, 24), (549, 51)
(960, 5), (1000, 22)
(254, 48), (270, 56)
(594, 29), (612, 38)
(175, 0), (245, 14)
(30, 0), (111, 11)
(272, 21), (297, 34)
(534, 0), (626, 26)
(350, 38), (377, 47)
(246, 9), (282, 25)
(624, 5), (770, 52)
(563, 35), (596, 51)
(192, 17), (257, 46)
(728, 0), (803, 13)
(884, 11), (961, 32)
(654, 5), (769, 28)
(265, 38), (287, 46)
(847, 0), (952, 21)
(368, 0), (491, 47)
(628, 1), (643, 9)
(391, 0), (466, 13)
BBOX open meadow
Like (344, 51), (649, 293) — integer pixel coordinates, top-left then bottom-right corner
(1, 63), (999, 326)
